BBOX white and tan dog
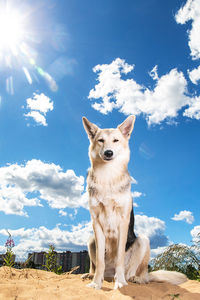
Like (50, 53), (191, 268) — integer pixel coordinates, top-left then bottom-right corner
(82, 115), (187, 290)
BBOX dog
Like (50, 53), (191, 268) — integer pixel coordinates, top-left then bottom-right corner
(82, 115), (187, 290)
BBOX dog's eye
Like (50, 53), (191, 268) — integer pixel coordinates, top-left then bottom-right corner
(98, 138), (104, 143)
(113, 139), (119, 143)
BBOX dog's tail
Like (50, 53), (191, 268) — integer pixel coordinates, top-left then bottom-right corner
(148, 270), (187, 285)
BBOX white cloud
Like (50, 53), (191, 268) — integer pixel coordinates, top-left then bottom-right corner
(171, 210), (194, 224)
(188, 65), (200, 84)
(59, 208), (78, 219)
(175, 0), (200, 60)
(150, 246), (167, 259)
(26, 93), (53, 114)
(0, 215), (169, 260)
(24, 93), (53, 126)
(0, 185), (41, 217)
(149, 65), (159, 80)
(24, 111), (47, 126)
(0, 222), (93, 260)
(131, 176), (138, 184)
(190, 225), (200, 243)
(135, 215), (168, 249)
(0, 159), (87, 216)
(59, 209), (67, 217)
(187, 66), (200, 118)
(132, 191), (143, 207)
(132, 191), (142, 198)
(183, 96), (200, 119)
(88, 58), (197, 125)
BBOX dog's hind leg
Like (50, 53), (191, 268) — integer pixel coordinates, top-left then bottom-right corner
(125, 235), (150, 284)
(81, 236), (96, 280)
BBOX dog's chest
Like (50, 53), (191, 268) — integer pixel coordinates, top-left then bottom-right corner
(98, 199), (122, 259)
(98, 198), (123, 237)
(87, 168), (132, 243)
(90, 190), (131, 238)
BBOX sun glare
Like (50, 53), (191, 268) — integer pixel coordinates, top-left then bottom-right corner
(0, 10), (24, 51)
(0, 5), (58, 94)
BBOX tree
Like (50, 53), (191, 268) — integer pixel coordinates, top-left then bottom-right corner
(151, 243), (200, 280)
(191, 231), (200, 281)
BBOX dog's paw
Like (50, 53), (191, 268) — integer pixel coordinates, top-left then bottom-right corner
(114, 280), (128, 289)
(81, 273), (94, 280)
(87, 281), (101, 289)
(128, 276), (135, 283)
(129, 275), (149, 284)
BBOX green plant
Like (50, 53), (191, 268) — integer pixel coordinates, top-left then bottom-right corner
(168, 293), (180, 300)
(196, 270), (200, 282)
(18, 254), (34, 269)
(3, 231), (15, 267)
(44, 244), (62, 274)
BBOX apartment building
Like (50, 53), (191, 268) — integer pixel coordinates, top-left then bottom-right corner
(28, 250), (89, 273)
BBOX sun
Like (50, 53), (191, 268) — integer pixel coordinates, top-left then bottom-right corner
(0, 9), (25, 52)
(0, 4), (58, 94)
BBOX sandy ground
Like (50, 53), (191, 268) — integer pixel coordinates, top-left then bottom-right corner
(0, 267), (200, 300)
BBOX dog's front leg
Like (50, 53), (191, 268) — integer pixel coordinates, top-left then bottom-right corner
(114, 218), (129, 289)
(87, 220), (105, 290)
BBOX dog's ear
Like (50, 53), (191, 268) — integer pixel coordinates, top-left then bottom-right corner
(82, 117), (99, 140)
(118, 115), (136, 139)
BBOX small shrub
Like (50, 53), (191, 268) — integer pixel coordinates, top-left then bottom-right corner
(4, 231), (15, 267)
(44, 244), (62, 274)
(168, 294), (180, 300)
(18, 254), (34, 269)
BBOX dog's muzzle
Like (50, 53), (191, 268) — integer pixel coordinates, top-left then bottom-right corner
(104, 150), (113, 160)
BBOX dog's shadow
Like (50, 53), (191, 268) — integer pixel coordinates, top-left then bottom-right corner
(101, 286), (113, 292)
(118, 281), (200, 299)
(82, 275), (200, 298)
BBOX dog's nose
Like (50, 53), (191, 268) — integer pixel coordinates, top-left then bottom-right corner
(104, 150), (113, 158)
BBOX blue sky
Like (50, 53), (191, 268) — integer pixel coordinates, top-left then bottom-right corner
(0, 0), (200, 260)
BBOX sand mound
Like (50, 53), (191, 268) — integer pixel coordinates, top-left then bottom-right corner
(0, 267), (200, 300)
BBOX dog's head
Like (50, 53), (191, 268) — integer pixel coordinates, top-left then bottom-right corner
(82, 116), (135, 165)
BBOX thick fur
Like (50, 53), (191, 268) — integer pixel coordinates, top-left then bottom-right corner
(82, 116), (187, 289)
(148, 270), (187, 285)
